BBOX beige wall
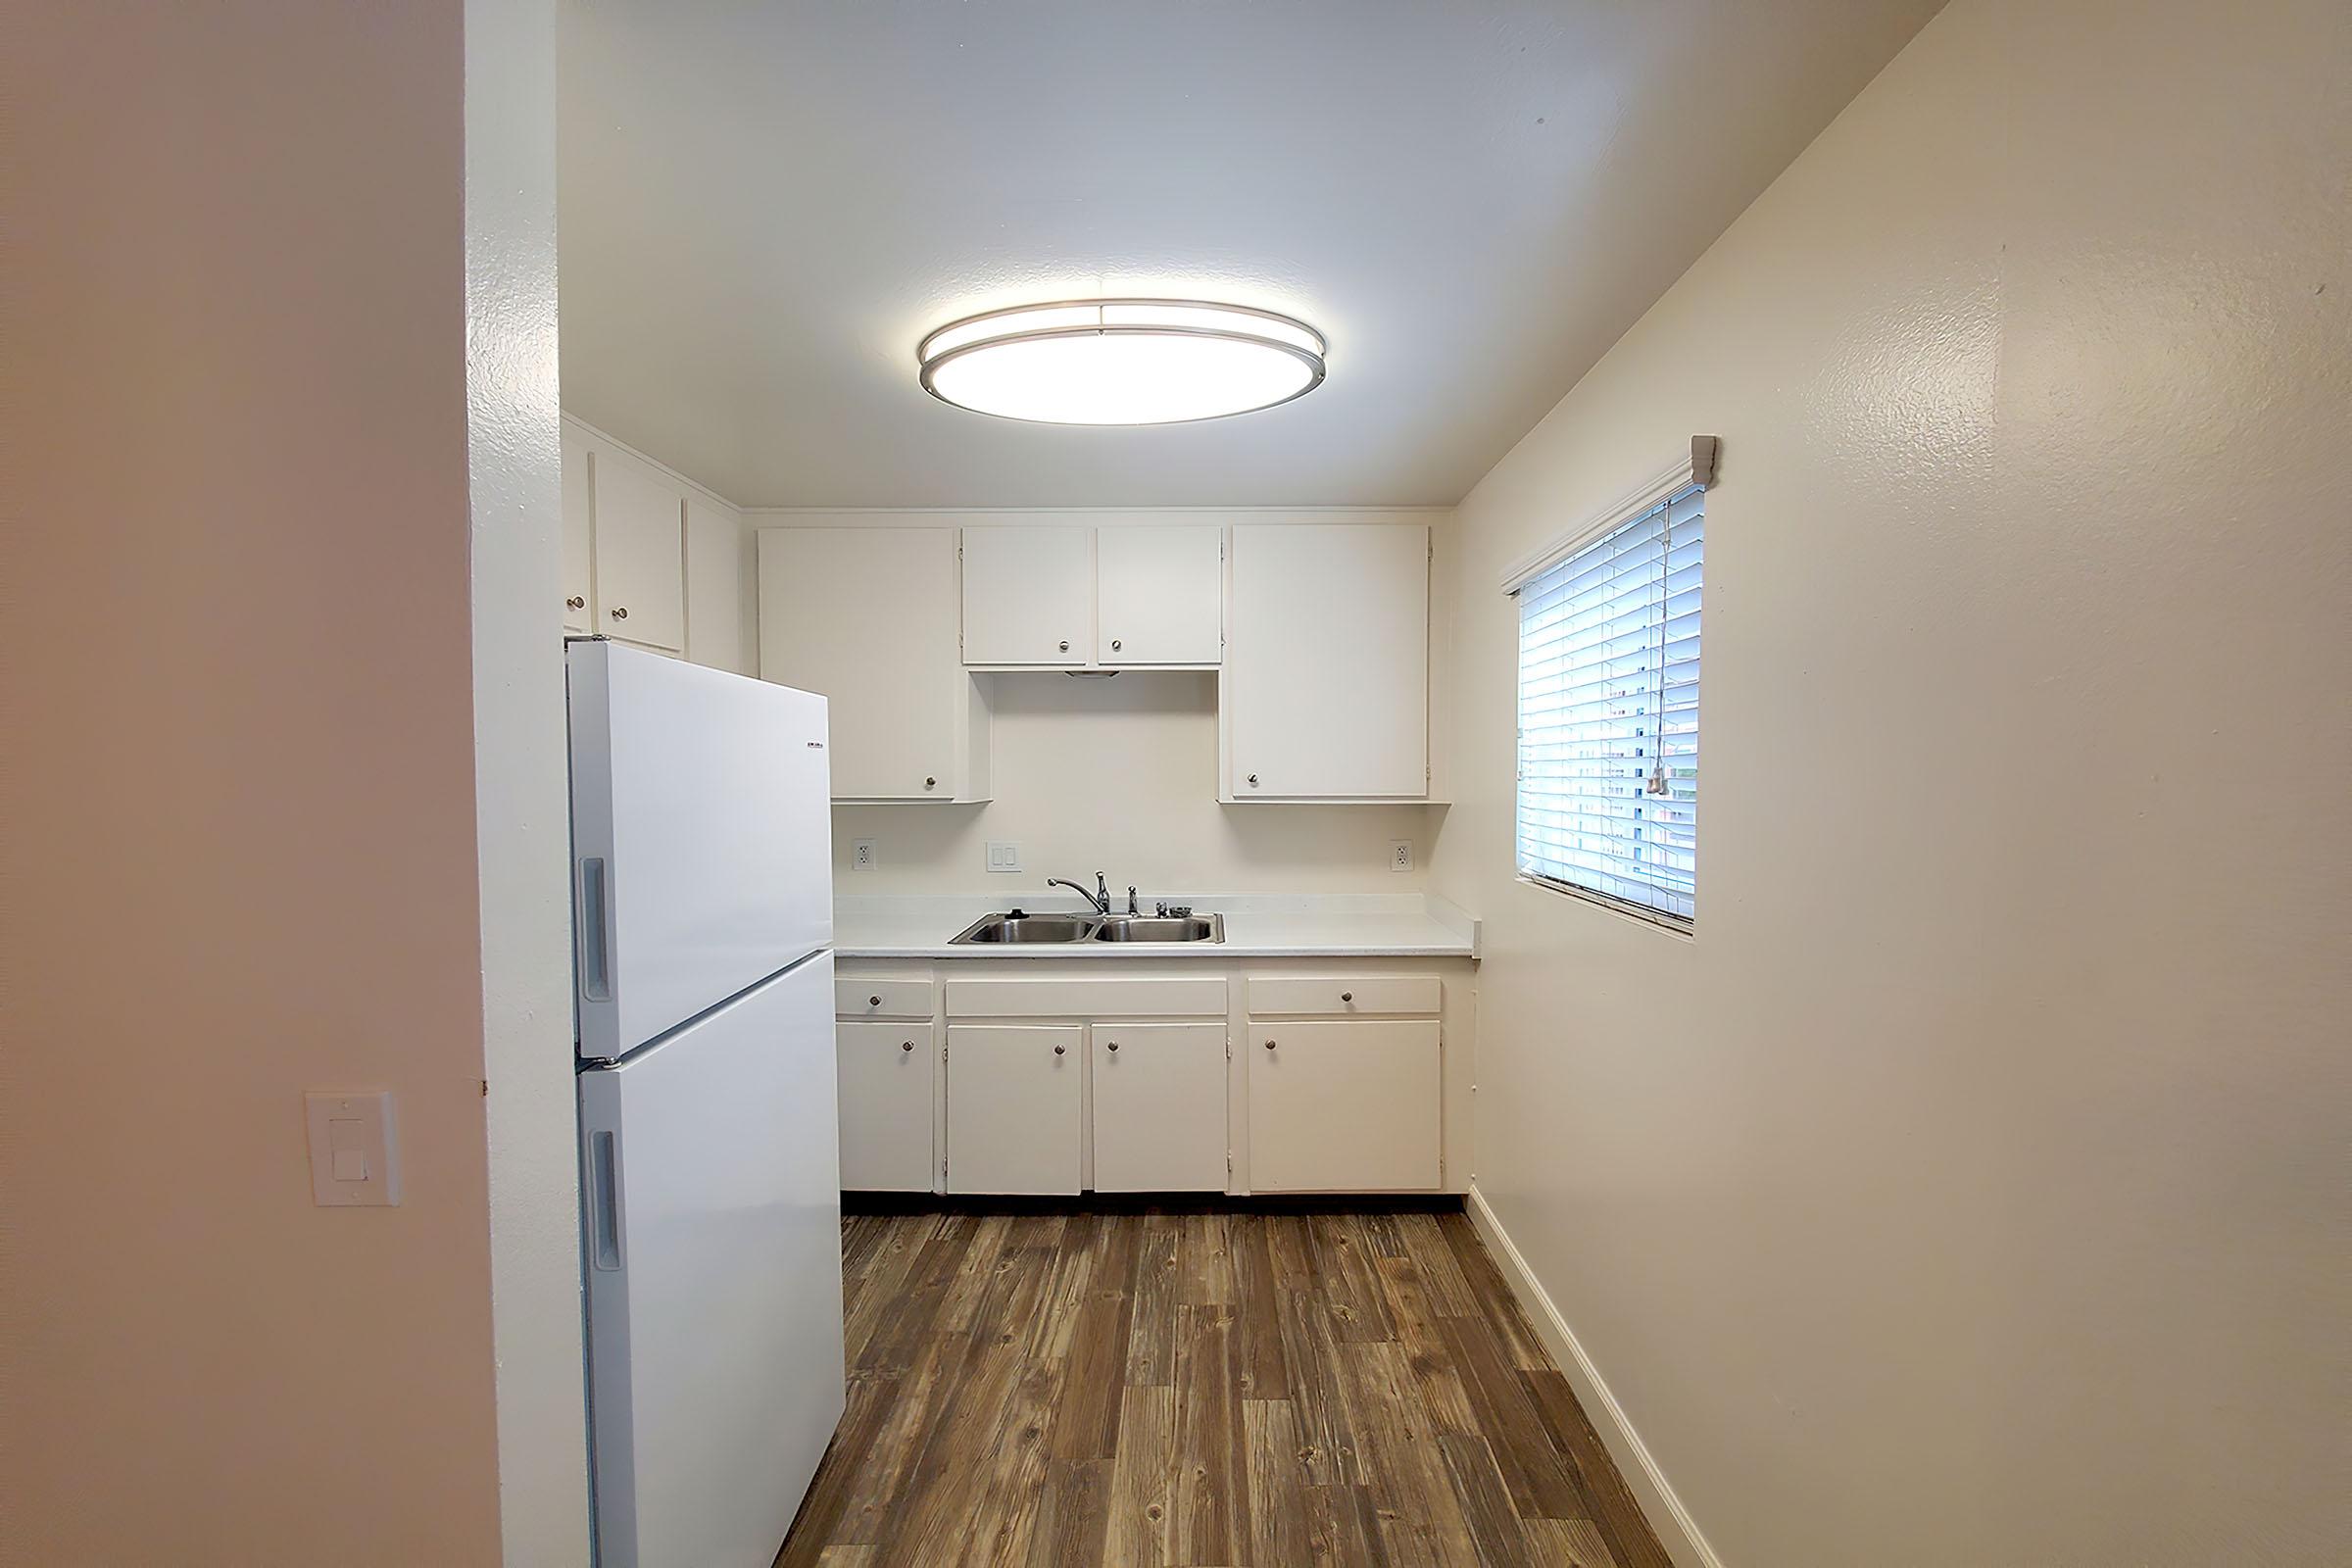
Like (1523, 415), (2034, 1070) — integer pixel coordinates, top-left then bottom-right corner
(1432, 0), (2351, 1562)
(5, 3), (579, 1562)
(758, 511), (1456, 896)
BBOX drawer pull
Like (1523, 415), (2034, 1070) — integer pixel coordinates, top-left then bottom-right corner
(869, 995), (881, 1006)
(1341, 992), (1353, 1003)
(901, 1040), (914, 1053)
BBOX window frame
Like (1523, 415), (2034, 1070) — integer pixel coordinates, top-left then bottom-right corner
(1500, 443), (1714, 933)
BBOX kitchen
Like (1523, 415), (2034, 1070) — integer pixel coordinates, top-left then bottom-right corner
(12, 3), (2346, 1567)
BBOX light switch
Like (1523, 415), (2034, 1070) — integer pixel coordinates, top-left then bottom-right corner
(985, 841), (1023, 873)
(307, 1090), (399, 1206)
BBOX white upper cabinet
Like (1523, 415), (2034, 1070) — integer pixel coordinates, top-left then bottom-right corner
(959, 524), (1221, 668)
(561, 425), (595, 635)
(683, 495), (745, 674)
(959, 526), (1095, 664)
(588, 447), (688, 653)
(1097, 526), (1222, 665)
(760, 526), (989, 803)
(1225, 524), (1430, 799)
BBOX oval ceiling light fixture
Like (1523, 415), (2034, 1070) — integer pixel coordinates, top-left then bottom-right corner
(918, 299), (1326, 425)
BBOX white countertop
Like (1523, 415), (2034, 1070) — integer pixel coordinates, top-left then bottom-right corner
(833, 893), (1480, 959)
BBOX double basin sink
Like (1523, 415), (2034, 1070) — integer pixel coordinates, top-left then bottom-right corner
(950, 909), (1225, 945)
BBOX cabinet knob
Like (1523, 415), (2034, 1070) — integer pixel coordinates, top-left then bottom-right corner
(924, 776), (937, 790)
(1341, 991), (1353, 1004)
(1264, 1039), (1277, 1051)
(901, 1040), (914, 1053)
(1110, 639), (1122, 652)
(610, 606), (628, 620)
(1054, 1044), (1066, 1055)
(1106, 1041), (1119, 1053)
(869, 995), (881, 1006)
(1248, 773), (1259, 787)
(565, 595), (585, 611)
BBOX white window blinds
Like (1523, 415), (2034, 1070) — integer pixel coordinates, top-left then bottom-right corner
(1514, 483), (1702, 924)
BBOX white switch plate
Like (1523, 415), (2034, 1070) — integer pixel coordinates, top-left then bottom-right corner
(306, 1090), (399, 1206)
(985, 841), (1023, 874)
(850, 838), (876, 871)
(1390, 839), (1414, 873)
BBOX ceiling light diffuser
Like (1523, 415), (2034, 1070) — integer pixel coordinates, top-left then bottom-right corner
(918, 299), (1326, 425)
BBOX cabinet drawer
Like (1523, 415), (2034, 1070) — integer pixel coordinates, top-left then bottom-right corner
(836, 1022), (935, 1192)
(1247, 1019), (1441, 1192)
(945, 976), (1227, 1019)
(1247, 975), (1440, 1016)
(837, 978), (935, 1019)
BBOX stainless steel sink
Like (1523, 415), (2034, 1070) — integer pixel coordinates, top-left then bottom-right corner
(1091, 913), (1223, 944)
(949, 912), (1099, 944)
(946, 910), (1225, 945)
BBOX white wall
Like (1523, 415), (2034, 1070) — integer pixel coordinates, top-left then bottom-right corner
(1431, 1), (2351, 1564)
(754, 510), (1453, 895)
(6, 2), (581, 1561)
(467, 2), (596, 1563)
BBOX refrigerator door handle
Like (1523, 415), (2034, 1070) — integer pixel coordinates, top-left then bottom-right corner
(578, 857), (613, 1003)
(588, 1129), (625, 1271)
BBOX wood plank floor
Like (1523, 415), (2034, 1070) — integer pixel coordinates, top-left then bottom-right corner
(776, 1202), (1674, 1568)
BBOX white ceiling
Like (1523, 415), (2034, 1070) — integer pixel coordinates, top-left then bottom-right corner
(558, 1), (1941, 508)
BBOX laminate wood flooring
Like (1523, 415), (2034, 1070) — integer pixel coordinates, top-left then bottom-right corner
(776, 1203), (1674, 1568)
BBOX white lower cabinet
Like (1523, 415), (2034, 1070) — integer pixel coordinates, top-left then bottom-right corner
(834, 1022), (935, 1192)
(946, 1024), (1082, 1195)
(835, 958), (1463, 1197)
(1247, 1018), (1443, 1192)
(1091, 1022), (1227, 1192)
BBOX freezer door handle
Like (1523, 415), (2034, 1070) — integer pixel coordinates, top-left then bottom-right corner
(578, 858), (612, 1003)
(588, 1129), (625, 1271)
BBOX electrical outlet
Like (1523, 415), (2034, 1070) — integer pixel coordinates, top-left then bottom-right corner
(851, 838), (876, 871)
(1389, 839), (1413, 873)
(985, 841), (1023, 874)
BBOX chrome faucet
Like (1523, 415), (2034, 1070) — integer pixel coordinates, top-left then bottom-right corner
(1046, 870), (1111, 914)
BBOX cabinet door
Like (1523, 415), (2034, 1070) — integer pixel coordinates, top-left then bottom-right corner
(1098, 526), (1221, 665)
(760, 528), (964, 800)
(684, 495), (744, 674)
(946, 1025), (1082, 1195)
(1227, 525), (1428, 797)
(836, 1022), (935, 1192)
(960, 526), (1094, 664)
(1092, 1022), (1227, 1193)
(591, 450), (687, 652)
(561, 425), (595, 635)
(1247, 1019), (1440, 1192)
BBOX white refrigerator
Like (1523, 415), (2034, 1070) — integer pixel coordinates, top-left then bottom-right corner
(566, 639), (844, 1568)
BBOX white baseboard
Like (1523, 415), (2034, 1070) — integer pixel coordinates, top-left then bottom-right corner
(1465, 1186), (1724, 1568)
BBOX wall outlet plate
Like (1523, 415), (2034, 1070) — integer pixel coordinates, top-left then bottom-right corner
(985, 841), (1023, 874)
(1390, 839), (1413, 873)
(851, 838), (876, 871)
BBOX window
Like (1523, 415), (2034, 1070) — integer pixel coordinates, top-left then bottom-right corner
(1512, 482), (1702, 925)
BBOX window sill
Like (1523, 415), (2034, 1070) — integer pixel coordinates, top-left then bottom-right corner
(1515, 873), (1694, 940)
